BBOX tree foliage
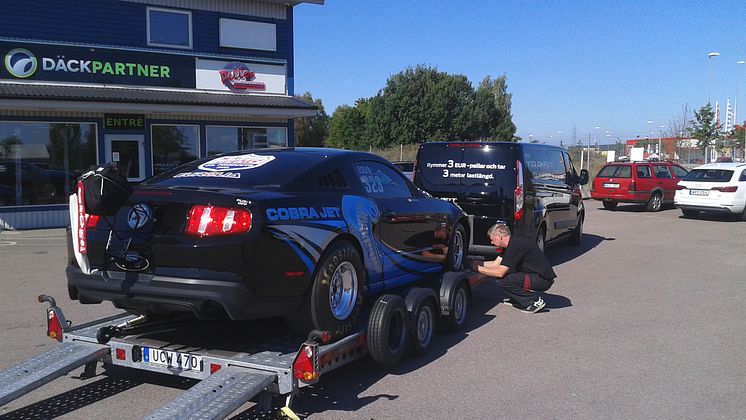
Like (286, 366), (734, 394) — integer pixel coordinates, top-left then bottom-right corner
(689, 104), (721, 150)
(326, 65), (516, 150)
(294, 92), (329, 147)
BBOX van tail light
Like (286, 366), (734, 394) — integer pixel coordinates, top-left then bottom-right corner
(628, 181), (636, 192)
(185, 205), (252, 237)
(712, 186), (738, 193)
(514, 160), (525, 221)
(675, 184), (687, 190)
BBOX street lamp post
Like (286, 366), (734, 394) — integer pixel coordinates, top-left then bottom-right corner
(707, 52), (720, 104)
(659, 125), (665, 159)
(739, 60), (746, 161)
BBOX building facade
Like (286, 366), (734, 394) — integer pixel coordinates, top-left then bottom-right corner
(0, 0), (321, 229)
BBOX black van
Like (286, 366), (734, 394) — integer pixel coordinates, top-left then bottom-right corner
(413, 142), (589, 254)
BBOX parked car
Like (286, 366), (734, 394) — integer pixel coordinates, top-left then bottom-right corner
(392, 160), (414, 180)
(67, 148), (469, 338)
(413, 142), (588, 254)
(0, 160), (77, 205)
(590, 160), (688, 211)
(674, 162), (746, 219)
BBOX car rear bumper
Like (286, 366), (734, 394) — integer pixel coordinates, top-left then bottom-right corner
(66, 266), (302, 320)
(590, 191), (651, 203)
(675, 202), (745, 214)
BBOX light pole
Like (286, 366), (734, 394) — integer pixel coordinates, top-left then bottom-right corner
(659, 125), (665, 158)
(647, 120), (653, 156)
(739, 60), (746, 161)
(707, 52), (720, 104)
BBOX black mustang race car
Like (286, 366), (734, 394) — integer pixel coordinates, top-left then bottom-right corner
(67, 148), (469, 338)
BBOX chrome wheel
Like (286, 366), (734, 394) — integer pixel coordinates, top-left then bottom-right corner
(451, 229), (465, 269)
(536, 228), (545, 252)
(329, 261), (359, 320)
(648, 194), (662, 211)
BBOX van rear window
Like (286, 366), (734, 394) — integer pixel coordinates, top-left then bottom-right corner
(416, 144), (514, 186)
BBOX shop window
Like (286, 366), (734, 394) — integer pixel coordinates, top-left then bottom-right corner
(151, 125), (199, 175)
(0, 122), (97, 206)
(147, 7), (192, 49)
(206, 126), (287, 155)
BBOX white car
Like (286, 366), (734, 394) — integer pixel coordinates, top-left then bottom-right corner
(674, 163), (746, 219)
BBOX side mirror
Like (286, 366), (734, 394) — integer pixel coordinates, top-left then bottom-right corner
(579, 169), (589, 185)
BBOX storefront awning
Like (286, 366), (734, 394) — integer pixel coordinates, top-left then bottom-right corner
(0, 82), (319, 118)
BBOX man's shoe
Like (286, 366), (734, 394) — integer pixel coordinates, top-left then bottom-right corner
(520, 297), (546, 313)
(502, 298), (517, 306)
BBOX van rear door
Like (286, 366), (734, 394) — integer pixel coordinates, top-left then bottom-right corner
(414, 143), (516, 246)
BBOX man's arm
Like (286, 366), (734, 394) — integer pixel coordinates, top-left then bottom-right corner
(471, 259), (509, 278)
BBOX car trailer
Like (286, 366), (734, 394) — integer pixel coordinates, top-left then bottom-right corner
(0, 270), (487, 419)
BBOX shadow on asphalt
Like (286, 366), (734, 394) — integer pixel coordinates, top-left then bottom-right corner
(545, 233), (611, 266)
(0, 366), (196, 420)
(677, 212), (745, 223)
(590, 203), (678, 213)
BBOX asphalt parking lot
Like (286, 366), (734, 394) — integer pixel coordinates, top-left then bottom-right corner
(1, 202), (745, 419)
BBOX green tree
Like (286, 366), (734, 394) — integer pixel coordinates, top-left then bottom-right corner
(367, 65), (476, 147)
(472, 75), (516, 141)
(690, 104), (721, 151)
(294, 92), (328, 147)
(326, 103), (367, 150)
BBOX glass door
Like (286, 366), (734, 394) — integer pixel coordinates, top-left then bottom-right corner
(105, 134), (145, 182)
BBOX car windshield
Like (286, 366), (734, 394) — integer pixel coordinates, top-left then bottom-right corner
(597, 165), (631, 178)
(683, 169), (734, 182)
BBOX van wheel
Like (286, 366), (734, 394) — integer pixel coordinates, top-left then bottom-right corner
(646, 193), (662, 212)
(535, 226), (546, 252)
(569, 216), (583, 246)
(445, 223), (466, 271)
(602, 200), (617, 210)
(368, 294), (409, 367)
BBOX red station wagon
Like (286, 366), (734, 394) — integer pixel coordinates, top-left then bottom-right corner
(591, 161), (688, 211)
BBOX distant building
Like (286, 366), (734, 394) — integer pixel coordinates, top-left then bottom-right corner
(624, 137), (702, 163)
(0, 0), (323, 229)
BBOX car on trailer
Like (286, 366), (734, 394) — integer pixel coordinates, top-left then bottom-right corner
(67, 148), (470, 341)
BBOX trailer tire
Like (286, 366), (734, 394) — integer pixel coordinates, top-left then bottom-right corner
(367, 294), (409, 367)
(441, 281), (470, 332)
(408, 296), (437, 357)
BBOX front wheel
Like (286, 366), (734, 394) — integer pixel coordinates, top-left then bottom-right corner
(445, 223), (466, 271)
(535, 226), (546, 253)
(569, 216), (583, 246)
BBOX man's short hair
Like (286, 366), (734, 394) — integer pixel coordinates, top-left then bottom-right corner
(487, 223), (511, 238)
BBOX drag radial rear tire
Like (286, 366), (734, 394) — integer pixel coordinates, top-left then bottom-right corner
(300, 241), (364, 340)
(368, 294), (409, 367)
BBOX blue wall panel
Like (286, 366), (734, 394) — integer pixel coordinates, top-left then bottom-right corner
(0, 0), (291, 62)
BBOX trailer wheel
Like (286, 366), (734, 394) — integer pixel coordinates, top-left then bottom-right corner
(441, 281), (470, 332)
(307, 241), (364, 341)
(368, 294), (409, 367)
(409, 296), (437, 356)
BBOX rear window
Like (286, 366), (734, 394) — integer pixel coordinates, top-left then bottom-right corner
(597, 165), (631, 178)
(416, 143), (515, 187)
(143, 151), (324, 190)
(683, 169), (734, 182)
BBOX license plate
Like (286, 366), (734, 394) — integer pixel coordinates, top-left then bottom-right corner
(603, 183), (620, 188)
(143, 347), (203, 371)
(689, 189), (709, 196)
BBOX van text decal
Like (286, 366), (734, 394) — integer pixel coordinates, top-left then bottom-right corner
(425, 159), (506, 179)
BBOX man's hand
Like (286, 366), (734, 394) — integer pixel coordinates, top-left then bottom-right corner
(470, 260), (481, 272)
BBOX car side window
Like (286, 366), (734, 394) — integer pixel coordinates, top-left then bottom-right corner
(561, 151), (577, 184)
(671, 165), (688, 178)
(653, 165), (672, 178)
(636, 165), (651, 178)
(355, 162), (412, 198)
(740, 169), (746, 182)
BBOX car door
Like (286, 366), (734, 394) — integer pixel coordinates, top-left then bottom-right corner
(562, 150), (583, 227)
(353, 160), (443, 287)
(652, 164), (677, 201)
(634, 164), (655, 196)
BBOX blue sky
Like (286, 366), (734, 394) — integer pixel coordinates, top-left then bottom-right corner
(293, 0), (746, 146)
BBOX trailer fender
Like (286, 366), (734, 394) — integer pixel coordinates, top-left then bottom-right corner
(438, 271), (470, 316)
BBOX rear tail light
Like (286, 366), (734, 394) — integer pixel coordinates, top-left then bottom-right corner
(45, 308), (64, 342)
(712, 186), (738, 192)
(293, 343), (320, 382)
(86, 214), (101, 228)
(514, 160), (525, 221)
(675, 185), (687, 190)
(628, 181), (636, 191)
(185, 205), (252, 237)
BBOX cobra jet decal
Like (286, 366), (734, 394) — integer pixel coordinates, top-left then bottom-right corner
(342, 195), (383, 284)
(270, 225), (339, 261)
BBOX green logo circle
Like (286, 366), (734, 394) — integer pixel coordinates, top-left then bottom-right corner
(4, 48), (38, 78)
